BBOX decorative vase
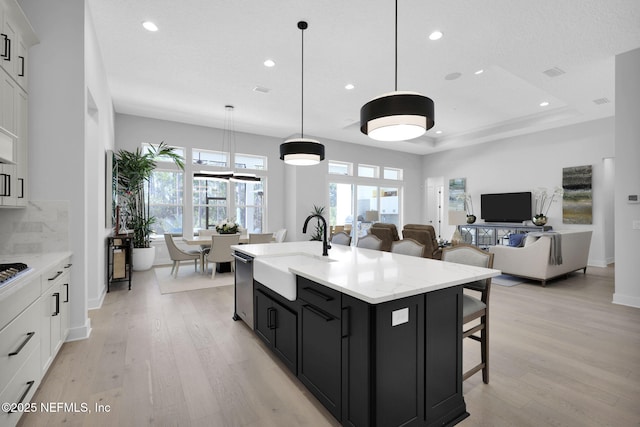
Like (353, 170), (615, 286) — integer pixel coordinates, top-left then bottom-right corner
(466, 214), (476, 224)
(133, 246), (156, 271)
(532, 215), (547, 226)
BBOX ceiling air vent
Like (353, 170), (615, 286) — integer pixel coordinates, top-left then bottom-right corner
(253, 85), (270, 94)
(542, 67), (566, 77)
(592, 97), (610, 105)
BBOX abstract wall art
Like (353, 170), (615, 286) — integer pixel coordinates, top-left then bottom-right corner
(448, 178), (466, 211)
(563, 165), (592, 224)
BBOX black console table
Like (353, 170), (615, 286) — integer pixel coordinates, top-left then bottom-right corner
(106, 235), (133, 291)
(460, 223), (552, 248)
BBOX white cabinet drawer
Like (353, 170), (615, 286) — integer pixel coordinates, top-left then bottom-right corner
(0, 299), (40, 391)
(0, 343), (40, 427)
(0, 272), (39, 331)
(41, 259), (70, 293)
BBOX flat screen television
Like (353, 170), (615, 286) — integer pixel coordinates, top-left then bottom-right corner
(480, 192), (532, 223)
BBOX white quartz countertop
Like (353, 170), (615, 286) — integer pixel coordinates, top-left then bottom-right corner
(0, 251), (73, 300)
(232, 242), (500, 304)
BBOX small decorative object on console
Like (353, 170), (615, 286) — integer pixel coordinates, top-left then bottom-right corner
(216, 219), (239, 234)
(533, 186), (563, 225)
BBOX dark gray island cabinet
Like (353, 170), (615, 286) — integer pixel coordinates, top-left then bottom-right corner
(253, 275), (468, 427)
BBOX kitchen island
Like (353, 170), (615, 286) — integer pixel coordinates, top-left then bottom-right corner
(231, 241), (500, 427)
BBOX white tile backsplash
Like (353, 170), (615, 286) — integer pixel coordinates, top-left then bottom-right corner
(0, 201), (70, 255)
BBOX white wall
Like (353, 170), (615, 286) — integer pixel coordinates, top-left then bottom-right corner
(422, 117), (615, 268)
(114, 114), (425, 244)
(20, 0), (114, 338)
(614, 47), (640, 308)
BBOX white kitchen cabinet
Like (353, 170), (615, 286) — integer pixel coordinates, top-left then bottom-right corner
(0, 66), (17, 206)
(0, 0), (37, 209)
(40, 260), (71, 374)
(0, 269), (41, 427)
(1, 0), (34, 89)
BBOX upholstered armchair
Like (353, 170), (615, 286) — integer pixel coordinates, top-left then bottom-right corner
(368, 223), (400, 252)
(402, 224), (442, 260)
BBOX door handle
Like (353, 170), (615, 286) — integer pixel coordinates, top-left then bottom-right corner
(52, 292), (60, 316)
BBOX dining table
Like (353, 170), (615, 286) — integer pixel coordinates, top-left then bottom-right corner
(182, 234), (250, 274)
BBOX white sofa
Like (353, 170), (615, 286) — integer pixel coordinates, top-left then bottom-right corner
(488, 230), (592, 286)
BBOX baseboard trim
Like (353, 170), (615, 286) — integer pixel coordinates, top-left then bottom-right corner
(66, 318), (92, 341)
(88, 287), (106, 310)
(612, 293), (640, 309)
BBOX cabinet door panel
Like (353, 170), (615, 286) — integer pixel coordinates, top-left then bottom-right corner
(299, 304), (341, 419)
(253, 289), (273, 347)
(271, 300), (297, 374)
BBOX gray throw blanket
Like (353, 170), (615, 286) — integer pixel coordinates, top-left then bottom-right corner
(528, 232), (563, 265)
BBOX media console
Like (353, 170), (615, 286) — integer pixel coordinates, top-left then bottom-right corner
(460, 223), (552, 248)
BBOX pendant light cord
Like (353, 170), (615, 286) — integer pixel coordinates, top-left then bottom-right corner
(394, 0), (398, 91)
(301, 23), (305, 138)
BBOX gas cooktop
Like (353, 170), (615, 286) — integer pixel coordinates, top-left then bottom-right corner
(0, 262), (31, 286)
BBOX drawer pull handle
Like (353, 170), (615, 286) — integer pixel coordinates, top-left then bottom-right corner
(48, 271), (63, 281)
(64, 263), (73, 268)
(8, 332), (35, 356)
(8, 381), (35, 413)
(64, 283), (69, 302)
(303, 286), (333, 301)
(18, 55), (24, 76)
(304, 304), (334, 322)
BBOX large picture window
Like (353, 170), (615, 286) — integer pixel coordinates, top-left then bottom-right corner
(148, 170), (184, 235)
(234, 180), (265, 233)
(193, 178), (228, 231)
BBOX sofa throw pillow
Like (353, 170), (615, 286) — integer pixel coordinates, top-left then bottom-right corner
(508, 233), (527, 247)
(524, 234), (540, 247)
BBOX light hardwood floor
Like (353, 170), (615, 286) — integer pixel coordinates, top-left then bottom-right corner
(18, 265), (640, 427)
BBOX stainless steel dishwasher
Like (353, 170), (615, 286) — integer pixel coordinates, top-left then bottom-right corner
(232, 251), (254, 329)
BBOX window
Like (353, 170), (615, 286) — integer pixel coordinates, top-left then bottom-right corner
(383, 167), (403, 180)
(234, 180), (264, 233)
(193, 178), (228, 231)
(235, 153), (267, 170)
(358, 164), (379, 178)
(148, 170), (184, 234)
(192, 148), (228, 167)
(328, 161), (352, 176)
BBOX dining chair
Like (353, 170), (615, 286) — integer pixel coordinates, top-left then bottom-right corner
(205, 234), (240, 278)
(274, 228), (287, 243)
(198, 228), (217, 252)
(249, 233), (274, 244)
(331, 231), (352, 246)
(164, 234), (201, 277)
(391, 238), (425, 257)
(356, 234), (383, 250)
(441, 244), (494, 383)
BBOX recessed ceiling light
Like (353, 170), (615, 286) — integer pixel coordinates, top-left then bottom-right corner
(264, 59), (275, 67)
(539, 101), (550, 107)
(429, 31), (443, 41)
(142, 21), (158, 32)
(435, 130), (443, 134)
(474, 69), (484, 75)
(345, 83), (355, 90)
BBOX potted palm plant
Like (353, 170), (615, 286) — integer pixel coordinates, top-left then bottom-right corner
(115, 142), (184, 270)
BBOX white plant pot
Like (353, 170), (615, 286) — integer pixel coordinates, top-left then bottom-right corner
(133, 246), (156, 271)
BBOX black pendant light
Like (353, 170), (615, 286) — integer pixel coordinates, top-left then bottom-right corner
(360, 0), (435, 141)
(280, 21), (325, 166)
(196, 105), (260, 182)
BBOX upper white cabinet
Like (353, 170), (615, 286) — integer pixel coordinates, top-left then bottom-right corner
(1, 0), (36, 90)
(0, 0), (37, 208)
